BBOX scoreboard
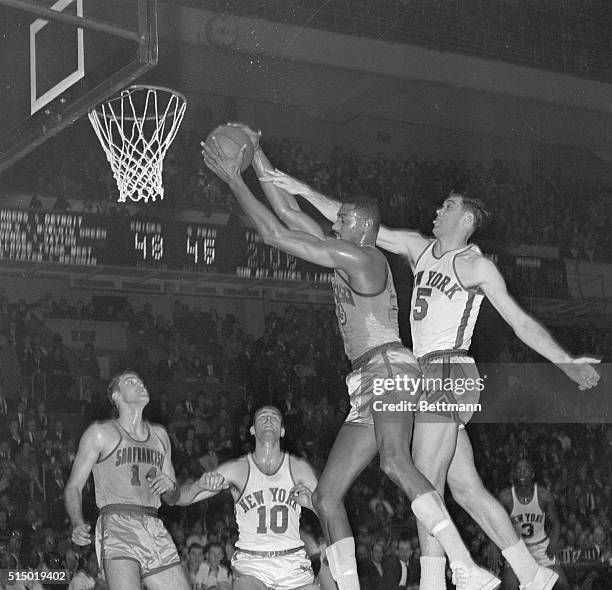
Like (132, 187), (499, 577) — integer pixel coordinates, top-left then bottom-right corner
(0, 209), (331, 281)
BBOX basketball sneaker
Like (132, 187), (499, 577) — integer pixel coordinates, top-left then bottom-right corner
(450, 561), (501, 590)
(519, 566), (559, 590)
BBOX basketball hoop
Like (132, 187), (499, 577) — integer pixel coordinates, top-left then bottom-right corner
(88, 85), (186, 203)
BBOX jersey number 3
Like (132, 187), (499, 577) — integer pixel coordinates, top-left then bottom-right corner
(412, 287), (432, 320)
(256, 505), (289, 534)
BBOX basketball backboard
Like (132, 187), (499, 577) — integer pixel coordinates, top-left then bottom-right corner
(0, 0), (157, 172)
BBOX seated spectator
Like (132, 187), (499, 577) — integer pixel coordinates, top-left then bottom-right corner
(199, 439), (220, 473)
(183, 542), (205, 586)
(68, 549), (102, 590)
(80, 343), (100, 379)
(185, 520), (208, 551)
(15, 442), (43, 500)
(194, 543), (231, 589)
(23, 418), (41, 449)
(33, 402), (49, 435)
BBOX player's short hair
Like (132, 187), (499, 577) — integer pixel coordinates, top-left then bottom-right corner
(188, 543), (203, 553)
(252, 405), (283, 426)
(345, 197), (381, 234)
(453, 192), (490, 232)
(107, 370), (140, 408)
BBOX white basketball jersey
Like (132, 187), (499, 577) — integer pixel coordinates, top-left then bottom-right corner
(235, 453), (302, 551)
(510, 484), (548, 545)
(411, 241), (484, 358)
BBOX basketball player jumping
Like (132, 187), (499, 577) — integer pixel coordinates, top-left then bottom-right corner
(173, 405), (320, 590)
(499, 459), (570, 590)
(202, 133), (499, 590)
(260, 168), (599, 590)
(65, 371), (190, 590)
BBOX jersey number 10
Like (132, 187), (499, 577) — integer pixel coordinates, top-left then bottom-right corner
(256, 505), (289, 534)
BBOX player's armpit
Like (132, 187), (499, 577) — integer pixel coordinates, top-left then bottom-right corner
(265, 230), (375, 273)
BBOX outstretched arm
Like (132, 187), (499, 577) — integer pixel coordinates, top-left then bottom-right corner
(468, 256), (600, 390)
(201, 140), (373, 272)
(226, 123), (324, 238)
(176, 463), (233, 506)
(260, 169), (430, 262)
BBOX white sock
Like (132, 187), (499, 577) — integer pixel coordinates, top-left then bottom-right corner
(411, 491), (471, 564)
(502, 539), (539, 585)
(326, 537), (360, 590)
(420, 556), (447, 590)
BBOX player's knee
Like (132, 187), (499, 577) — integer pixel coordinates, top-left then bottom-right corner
(379, 452), (413, 482)
(311, 487), (337, 517)
(449, 479), (484, 511)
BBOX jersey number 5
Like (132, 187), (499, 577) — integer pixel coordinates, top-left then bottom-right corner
(256, 505), (289, 534)
(412, 287), (432, 320)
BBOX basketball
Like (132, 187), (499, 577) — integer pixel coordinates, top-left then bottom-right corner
(205, 124), (255, 172)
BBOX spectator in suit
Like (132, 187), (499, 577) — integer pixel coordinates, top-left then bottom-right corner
(157, 349), (182, 381)
(0, 509), (10, 550)
(0, 441), (11, 463)
(47, 420), (65, 446)
(383, 535), (420, 589)
(204, 353), (223, 382)
(0, 385), (8, 423)
(34, 401), (49, 435)
(178, 391), (196, 419)
(22, 418), (41, 449)
(39, 437), (58, 466)
(359, 541), (386, 590)
(198, 438), (219, 472)
(13, 401), (27, 433)
(183, 542), (205, 586)
(45, 465), (66, 527)
(80, 342), (100, 379)
(15, 385), (33, 411)
(194, 543), (231, 589)
(7, 420), (21, 455)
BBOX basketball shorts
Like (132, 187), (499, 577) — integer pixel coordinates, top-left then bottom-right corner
(95, 504), (181, 578)
(345, 344), (420, 427)
(416, 351), (482, 426)
(526, 537), (557, 567)
(232, 548), (314, 590)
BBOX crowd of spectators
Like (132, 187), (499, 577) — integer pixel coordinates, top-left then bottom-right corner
(0, 294), (611, 588)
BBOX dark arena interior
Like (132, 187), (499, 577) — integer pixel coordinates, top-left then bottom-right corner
(0, 1), (610, 589)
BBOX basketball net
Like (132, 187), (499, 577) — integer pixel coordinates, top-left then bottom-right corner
(88, 85), (186, 203)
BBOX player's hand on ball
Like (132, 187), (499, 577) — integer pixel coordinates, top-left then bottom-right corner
(290, 483), (314, 509)
(71, 522), (91, 546)
(147, 472), (177, 495)
(561, 357), (601, 390)
(196, 471), (229, 492)
(201, 140), (245, 184)
(226, 122), (261, 151)
(259, 169), (310, 197)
